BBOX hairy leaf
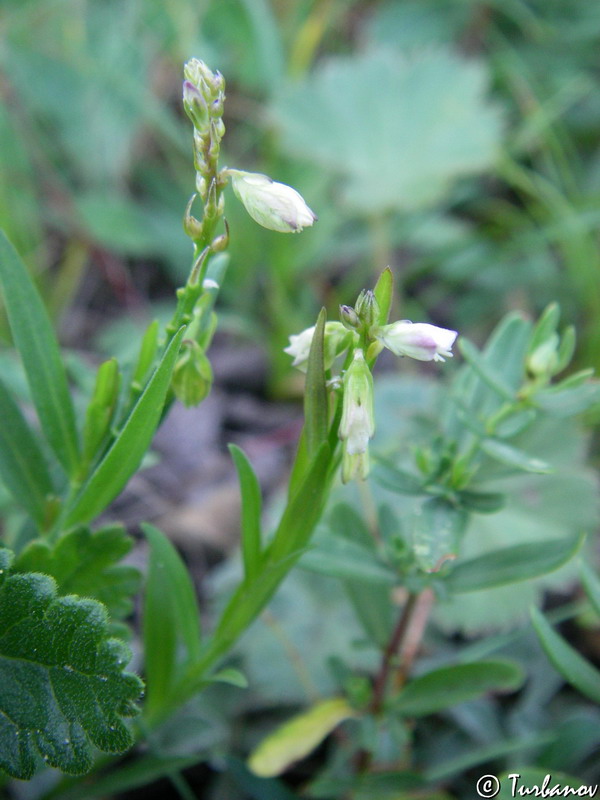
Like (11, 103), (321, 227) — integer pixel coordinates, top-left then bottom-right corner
(13, 525), (140, 620)
(0, 550), (143, 779)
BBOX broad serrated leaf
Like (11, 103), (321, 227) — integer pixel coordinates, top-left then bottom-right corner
(65, 327), (185, 526)
(0, 375), (54, 527)
(446, 535), (584, 594)
(248, 698), (356, 778)
(273, 48), (502, 213)
(394, 660), (524, 717)
(229, 444), (262, 582)
(0, 557), (142, 780)
(531, 607), (600, 704)
(411, 497), (468, 572)
(0, 230), (79, 475)
(142, 524), (202, 721)
(13, 525), (140, 620)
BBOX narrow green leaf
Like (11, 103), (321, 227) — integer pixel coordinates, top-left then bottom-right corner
(373, 460), (425, 495)
(373, 267), (393, 325)
(0, 376), (54, 526)
(457, 489), (505, 514)
(208, 667), (248, 688)
(14, 525), (140, 620)
(458, 338), (515, 402)
(528, 302), (560, 355)
(481, 438), (553, 474)
(300, 535), (397, 584)
(142, 524), (202, 720)
(412, 497), (468, 573)
(446, 534), (584, 594)
(0, 564), (142, 780)
(394, 660), (524, 717)
(229, 444), (262, 582)
(65, 328), (185, 526)
(304, 308), (328, 458)
(535, 383), (600, 417)
(0, 230), (79, 474)
(248, 698), (356, 778)
(555, 325), (576, 373)
(531, 608), (600, 704)
(580, 561), (600, 618)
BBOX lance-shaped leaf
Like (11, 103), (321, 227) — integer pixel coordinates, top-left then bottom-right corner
(229, 444), (263, 582)
(0, 230), (79, 475)
(394, 660), (524, 717)
(531, 607), (600, 705)
(0, 549), (143, 780)
(0, 375), (54, 528)
(412, 497), (468, 573)
(248, 697), (356, 778)
(65, 327), (185, 527)
(446, 534), (584, 593)
(13, 525), (140, 620)
(142, 524), (202, 722)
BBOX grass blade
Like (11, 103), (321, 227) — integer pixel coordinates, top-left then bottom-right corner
(229, 444), (262, 582)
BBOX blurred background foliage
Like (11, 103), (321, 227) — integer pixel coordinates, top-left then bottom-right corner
(2, 0), (600, 389)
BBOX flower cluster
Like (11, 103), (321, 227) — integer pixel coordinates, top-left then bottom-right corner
(284, 287), (457, 482)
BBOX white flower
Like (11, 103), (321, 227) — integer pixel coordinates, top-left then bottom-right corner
(339, 349), (375, 482)
(227, 169), (317, 233)
(375, 321), (457, 362)
(284, 322), (353, 371)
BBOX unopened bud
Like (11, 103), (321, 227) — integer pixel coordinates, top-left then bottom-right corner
(227, 169), (317, 233)
(172, 340), (213, 407)
(183, 80), (209, 129)
(339, 349), (375, 482)
(354, 290), (379, 329)
(527, 334), (559, 377)
(340, 305), (360, 331)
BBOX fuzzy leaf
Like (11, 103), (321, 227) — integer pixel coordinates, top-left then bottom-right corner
(273, 48), (502, 213)
(0, 551), (143, 780)
(13, 526), (140, 620)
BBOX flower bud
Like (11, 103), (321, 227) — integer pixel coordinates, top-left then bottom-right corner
(227, 169), (317, 233)
(183, 80), (209, 129)
(375, 321), (457, 362)
(339, 349), (375, 482)
(354, 290), (379, 329)
(171, 340), (213, 407)
(527, 334), (559, 377)
(284, 322), (354, 372)
(340, 305), (360, 331)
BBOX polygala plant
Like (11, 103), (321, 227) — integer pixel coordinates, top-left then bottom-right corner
(0, 58), (598, 798)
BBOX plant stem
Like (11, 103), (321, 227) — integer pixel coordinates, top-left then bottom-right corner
(370, 591), (420, 715)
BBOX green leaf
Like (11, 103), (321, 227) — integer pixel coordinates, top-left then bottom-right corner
(65, 327), (185, 526)
(458, 338), (515, 402)
(446, 534), (584, 594)
(480, 438), (553, 474)
(394, 660), (524, 717)
(535, 382), (600, 417)
(0, 375), (54, 527)
(142, 524), (202, 721)
(580, 561), (600, 618)
(0, 557), (142, 779)
(304, 308), (328, 458)
(229, 444), (262, 582)
(412, 497), (468, 573)
(528, 302), (560, 355)
(248, 697), (356, 778)
(531, 607), (600, 704)
(300, 535), (397, 584)
(457, 489), (506, 513)
(208, 667), (248, 688)
(13, 525), (140, 620)
(373, 267), (393, 326)
(273, 48), (502, 213)
(0, 230), (79, 475)
(373, 460), (425, 495)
